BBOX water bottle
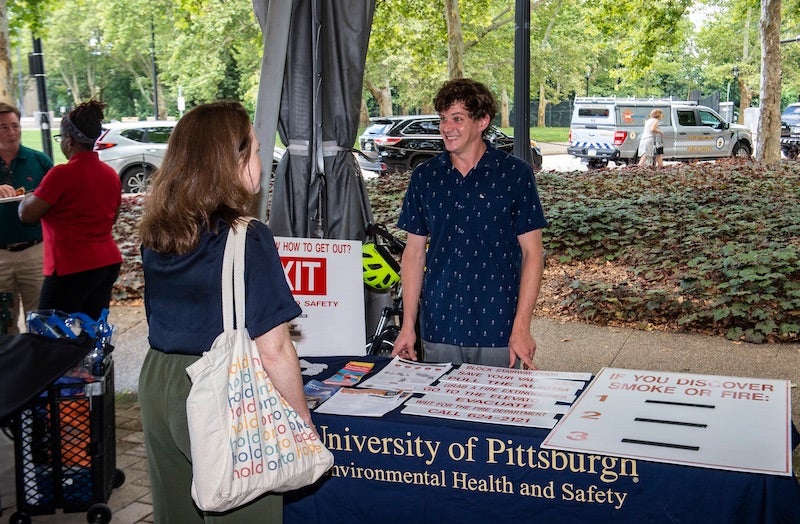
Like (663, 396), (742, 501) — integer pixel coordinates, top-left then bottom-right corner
(82, 344), (103, 376)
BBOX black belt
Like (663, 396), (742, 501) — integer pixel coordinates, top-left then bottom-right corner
(0, 240), (41, 252)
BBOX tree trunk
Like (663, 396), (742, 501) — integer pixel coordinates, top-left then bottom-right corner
(68, 70), (81, 103)
(743, 7), (751, 62)
(736, 7), (752, 125)
(0, 0), (12, 104)
(379, 82), (393, 116)
(365, 78), (393, 117)
(537, 83), (547, 127)
(500, 89), (509, 127)
(738, 79), (752, 125)
(757, 0), (781, 162)
(444, 0), (464, 79)
(360, 97), (370, 127)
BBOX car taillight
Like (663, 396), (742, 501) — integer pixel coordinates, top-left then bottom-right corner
(613, 131), (627, 146)
(92, 130), (114, 151)
(569, 129), (572, 142)
(374, 137), (402, 146)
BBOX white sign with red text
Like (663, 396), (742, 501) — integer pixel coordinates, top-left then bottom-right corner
(275, 237), (365, 357)
(542, 367), (793, 475)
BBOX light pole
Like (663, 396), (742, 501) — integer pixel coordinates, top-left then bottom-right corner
(512, 0), (532, 165)
(732, 66), (739, 122)
(29, 37), (52, 160)
(584, 69), (590, 97)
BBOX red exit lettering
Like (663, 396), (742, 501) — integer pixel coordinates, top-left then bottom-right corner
(281, 257), (327, 295)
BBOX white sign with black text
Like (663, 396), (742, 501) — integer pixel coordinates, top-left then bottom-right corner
(542, 367), (793, 476)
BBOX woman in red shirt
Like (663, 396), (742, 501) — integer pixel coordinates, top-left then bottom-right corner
(19, 100), (122, 320)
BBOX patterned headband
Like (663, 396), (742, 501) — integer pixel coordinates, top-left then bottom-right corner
(60, 115), (96, 146)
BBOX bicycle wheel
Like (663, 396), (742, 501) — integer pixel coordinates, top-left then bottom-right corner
(369, 325), (400, 358)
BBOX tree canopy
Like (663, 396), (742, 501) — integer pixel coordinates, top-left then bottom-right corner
(1, 0), (798, 130)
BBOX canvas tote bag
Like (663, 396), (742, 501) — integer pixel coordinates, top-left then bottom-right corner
(185, 220), (333, 512)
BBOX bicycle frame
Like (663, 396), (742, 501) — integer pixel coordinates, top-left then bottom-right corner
(364, 223), (416, 357)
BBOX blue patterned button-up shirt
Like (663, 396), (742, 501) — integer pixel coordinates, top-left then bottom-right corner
(398, 142), (547, 347)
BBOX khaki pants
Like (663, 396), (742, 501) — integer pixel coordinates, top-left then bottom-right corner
(423, 340), (516, 367)
(138, 348), (282, 523)
(0, 243), (44, 334)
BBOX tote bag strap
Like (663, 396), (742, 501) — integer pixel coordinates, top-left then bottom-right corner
(231, 219), (249, 330)
(221, 218), (253, 331)
(220, 225), (237, 332)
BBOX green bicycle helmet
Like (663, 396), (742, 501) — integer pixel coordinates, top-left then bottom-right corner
(362, 242), (401, 291)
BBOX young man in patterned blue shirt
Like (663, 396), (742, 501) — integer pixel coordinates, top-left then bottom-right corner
(392, 78), (547, 368)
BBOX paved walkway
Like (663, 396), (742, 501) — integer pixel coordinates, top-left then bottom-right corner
(3, 301), (799, 523)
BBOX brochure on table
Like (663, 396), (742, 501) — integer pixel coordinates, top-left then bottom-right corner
(311, 358), (449, 417)
(358, 357), (453, 392)
(315, 387), (413, 417)
(542, 367), (793, 476)
(275, 237), (364, 357)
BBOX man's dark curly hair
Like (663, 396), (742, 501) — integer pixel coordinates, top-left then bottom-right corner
(433, 78), (498, 122)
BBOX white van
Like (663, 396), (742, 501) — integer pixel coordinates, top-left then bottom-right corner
(567, 97), (754, 168)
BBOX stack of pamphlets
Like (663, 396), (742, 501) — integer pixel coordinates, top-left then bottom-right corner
(303, 380), (341, 409)
(322, 361), (375, 387)
(401, 363), (591, 428)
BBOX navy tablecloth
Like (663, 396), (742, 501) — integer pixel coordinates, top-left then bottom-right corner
(285, 356), (800, 524)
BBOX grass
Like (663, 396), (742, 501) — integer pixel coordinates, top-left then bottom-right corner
(21, 129), (67, 164)
(528, 127), (569, 143)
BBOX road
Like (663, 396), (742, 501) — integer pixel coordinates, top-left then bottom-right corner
(539, 141), (604, 172)
(541, 153), (587, 172)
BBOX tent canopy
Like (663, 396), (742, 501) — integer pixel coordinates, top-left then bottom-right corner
(253, 0), (376, 241)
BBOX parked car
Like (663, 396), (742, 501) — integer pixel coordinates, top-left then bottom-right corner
(272, 147), (388, 177)
(353, 149), (388, 177)
(360, 115), (543, 173)
(780, 118), (800, 159)
(95, 120), (384, 194)
(781, 102), (800, 128)
(94, 121), (177, 193)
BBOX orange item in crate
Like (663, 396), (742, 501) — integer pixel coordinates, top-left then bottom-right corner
(59, 399), (91, 467)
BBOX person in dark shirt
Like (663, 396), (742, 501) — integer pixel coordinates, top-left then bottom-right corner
(392, 78), (548, 369)
(0, 103), (52, 334)
(137, 101), (312, 522)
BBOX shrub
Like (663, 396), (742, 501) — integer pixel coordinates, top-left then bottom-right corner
(536, 160), (800, 343)
(114, 159), (800, 343)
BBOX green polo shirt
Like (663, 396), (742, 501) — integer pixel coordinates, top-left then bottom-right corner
(0, 145), (53, 245)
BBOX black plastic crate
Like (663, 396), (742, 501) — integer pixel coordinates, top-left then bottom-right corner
(11, 358), (122, 522)
(0, 293), (12, 335)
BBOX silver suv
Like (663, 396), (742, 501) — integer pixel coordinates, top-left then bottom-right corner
(94, 121), (176, 193)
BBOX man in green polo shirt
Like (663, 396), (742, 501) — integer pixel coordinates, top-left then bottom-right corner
(0, 103), (53, 334)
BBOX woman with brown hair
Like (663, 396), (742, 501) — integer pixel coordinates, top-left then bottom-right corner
(138, 101), (312, 522)
(18, 100), (121, 319)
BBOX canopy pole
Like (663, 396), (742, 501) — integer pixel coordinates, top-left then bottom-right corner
(512, 0), (532, 165)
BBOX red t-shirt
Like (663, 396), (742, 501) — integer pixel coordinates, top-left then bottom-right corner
(34, 151), (122, 276)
